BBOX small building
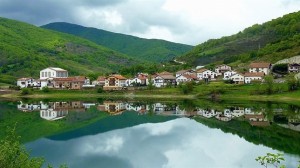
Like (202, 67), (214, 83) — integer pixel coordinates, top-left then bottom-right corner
(249, 62), (271, 75)
(196, 69), (216, 80)
(53, 76), (88, 90)
(230, 73), (244, 84)
(244, 72), (265, 84)
(288, 63), (300, 73)
(92, 76), (106, 86)
(175, 69), (196, 78)
(40, 67), (68, 80)
(153, 71), (176, 88)
(127, 73), (149, 86)
(176, 74), (198, 84)
(215, 64), (232, 76)
(17, 78), (40, 88)
(103, 74), (127, 90)
(223, 71), (237, 80)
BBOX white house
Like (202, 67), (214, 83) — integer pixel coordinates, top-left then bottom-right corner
(40, 109), (68, 121)
(215, 64), (232, 76)
(153, 72), (176, 87)
(244, 72), (265, 84)
(196, 69), (216, 80)
(230, 73), (244, 84)
(175, 69), (196, 78)
(17, 78), (35, 88)
(223, 71), (237, 80)
(249, 62), (271, 75)
(288, 63), (300, 73)
(176, 74), (198, 83)
(103, 74), (127, 90)
(40, 67), (68, 80)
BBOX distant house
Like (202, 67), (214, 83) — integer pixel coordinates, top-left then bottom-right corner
(249, 62), (271, 75)
(153, 71), (176, 87)
(17, 78), (40, 88)
(128, 73), (149, 86)
(40, 67), (68, 80)
(53, 76), (88, 90)
(92, 76), (106, 86)
(288, 63), (300, 73)
(223, 71), (237, 80)
(215, 64), (232, 76)
(176, 74), (198, 83)
(100, 101), (127, 115)
(230, 73), (244, 84)
(244, 72), (265, 84)
(196, 69), (216, 80)
(175, 69), (196, 78)
(103, 74), (127, 90)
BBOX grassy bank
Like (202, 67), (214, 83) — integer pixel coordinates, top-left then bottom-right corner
(1, 82), (300, 104)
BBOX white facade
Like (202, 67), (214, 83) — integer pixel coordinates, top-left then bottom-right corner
(223, 71), (237, 80)
(153, 76), (164, 87)
(40, 67), (68, 80)
(17, 78), (40, 88)
(244, 76), (263, 84)
(197, 70), (216, 80)
(230, 74), (244, 84)
(215, 65), (232, 76)
(249, 67), (270, 75)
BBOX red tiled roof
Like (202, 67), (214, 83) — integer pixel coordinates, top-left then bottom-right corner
(176, 69), (189, 74)
(250, 121), (270, 127)
(53, 76), (85, 82)
(196, 68), (208, 73)
(182, 74), (197, 80)
(97, 76), (106, 81)
(244, 72), (265, 77)
(249, 62), (271, 68)
(110, 74), (127, 80)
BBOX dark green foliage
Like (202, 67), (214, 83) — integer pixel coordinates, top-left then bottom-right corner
(272, 64), (288, 74)
(178, 82), (195, 94)
(97, 87), (104, 93)
(0, 17), (138, 84)
(0, 127), (44, 168)
(42, 86), (50, 93)
(42, 22), (193, 63)
(178, 11), (300, 65)
(286, 74), (300, 91)
(20, 88), (31, 95)
(264, 75), (274, 95)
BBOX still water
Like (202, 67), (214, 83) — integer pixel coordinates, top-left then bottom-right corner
(0, 99), (300, 168)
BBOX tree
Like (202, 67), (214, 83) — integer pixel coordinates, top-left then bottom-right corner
(264, 75), (274, 95)
(286, 74), (299, 91)
(0, 127), (44, 168)
(147, 76), (155, 91)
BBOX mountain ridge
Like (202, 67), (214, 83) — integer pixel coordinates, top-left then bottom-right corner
(41, 22), (194, 63)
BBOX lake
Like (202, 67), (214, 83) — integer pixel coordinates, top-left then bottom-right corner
(0, 99), (299, 168)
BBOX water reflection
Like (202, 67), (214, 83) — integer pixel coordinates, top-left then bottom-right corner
(17, 101), (300, 131)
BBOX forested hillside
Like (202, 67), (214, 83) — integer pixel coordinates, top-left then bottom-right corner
(0, 17), (137, 84)
(42, 22), (193, 63)
(177, 11), (300, 66)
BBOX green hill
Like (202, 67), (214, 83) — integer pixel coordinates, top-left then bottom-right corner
(41, 22), (193, 63)
(177, 11), (300, 66)
(0, 17), (138, 84)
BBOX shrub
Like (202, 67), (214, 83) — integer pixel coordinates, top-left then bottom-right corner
(20, 88), (31, 95)
(42, 86), (50, 93)
(97, 87), (104, 93)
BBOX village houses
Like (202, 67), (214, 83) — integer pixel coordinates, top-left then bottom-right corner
(196, 68), (216, 80)
(249, 62), (272, 75)
(244, 72), (265, 84)
(103, 74), (127, 90)
(215, 64), (232, 76)
(230, 73), (245, 84)
(288, 63), (300, 73)
(152, 71), (176, 87)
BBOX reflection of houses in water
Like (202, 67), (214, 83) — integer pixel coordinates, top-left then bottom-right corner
(126, 103), (148, 115)
(97, 101), (126, 115)
(197, 108), (221, 118)
(244, 114), (270, 127)
(17, 101), (42, 112)
(153, 103), (179, 116)
(216, 114), (232, 122)
(40, 101), (86, 121)
(40, 109), (68, 121)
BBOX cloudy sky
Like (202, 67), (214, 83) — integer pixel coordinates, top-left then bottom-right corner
(26, 118), (299, 168)
(1, 0), (300, 45)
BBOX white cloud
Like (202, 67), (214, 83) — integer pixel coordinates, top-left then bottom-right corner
(1, 0), (300, 45)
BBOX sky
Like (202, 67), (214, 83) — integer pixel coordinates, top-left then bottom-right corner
(0, 0), (300, 45)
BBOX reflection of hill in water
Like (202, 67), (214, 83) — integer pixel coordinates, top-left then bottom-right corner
(48, 111), (178, 141)
(196, 117), (300, 156)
